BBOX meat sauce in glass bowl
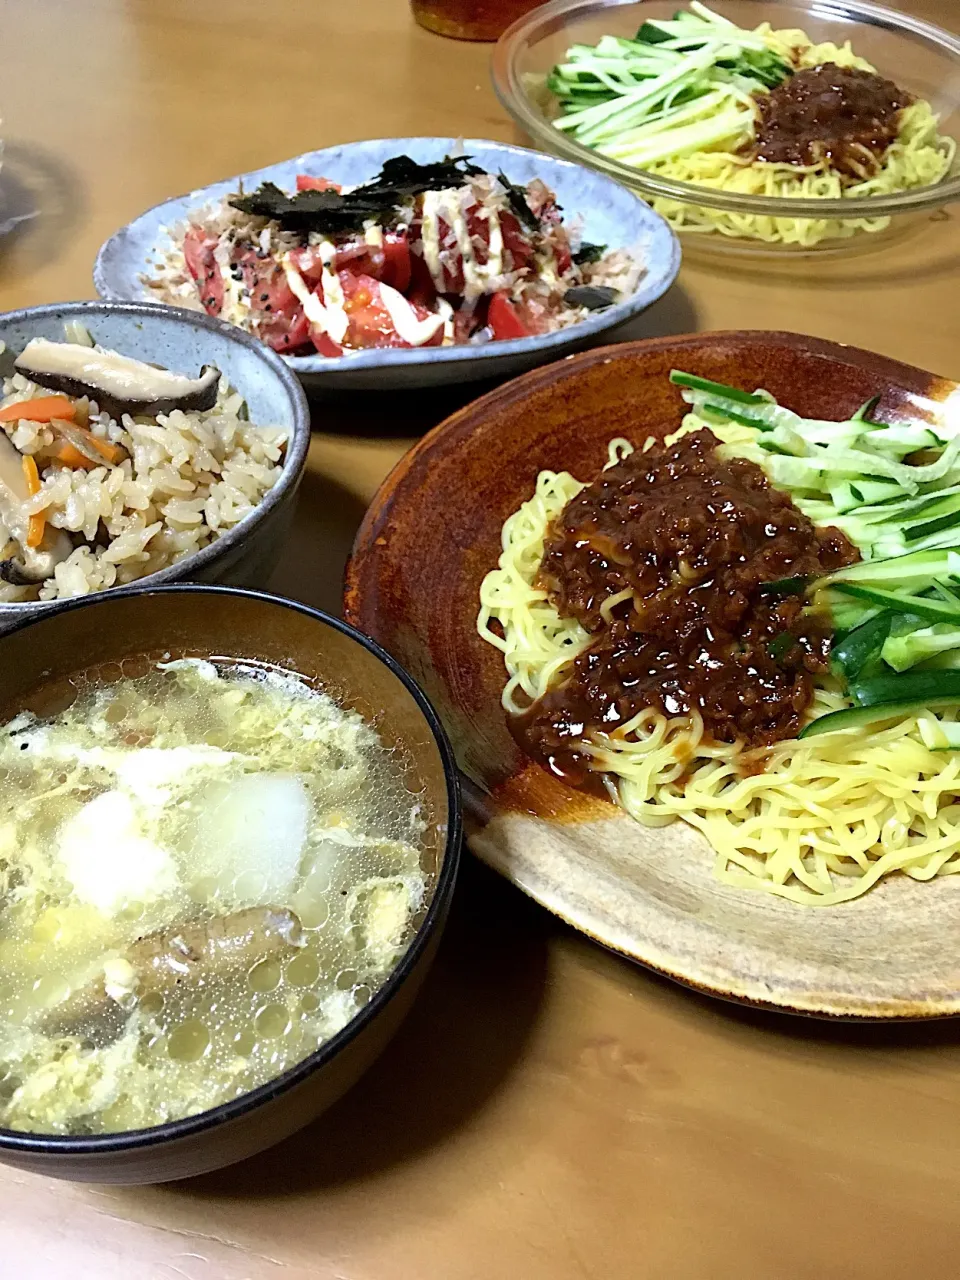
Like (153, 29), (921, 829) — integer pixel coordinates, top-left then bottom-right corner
(493, 0), (960, 256)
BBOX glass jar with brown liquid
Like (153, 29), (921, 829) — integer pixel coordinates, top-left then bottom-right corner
(412, 0), (545, 42)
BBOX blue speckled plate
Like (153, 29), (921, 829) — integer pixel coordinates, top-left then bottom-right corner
(93, 137), (681, 391)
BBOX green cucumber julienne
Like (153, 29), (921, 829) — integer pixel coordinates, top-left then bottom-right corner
(829, 611), (891, 682)
(668, 370), (767, 405)
(849, 669), (960, 707)
(816, 547), (960, 590)
(830, 583), (960, 627)
(800, 697), (960, 738)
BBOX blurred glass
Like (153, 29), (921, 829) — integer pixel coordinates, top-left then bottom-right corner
(412, 0), (547, 42)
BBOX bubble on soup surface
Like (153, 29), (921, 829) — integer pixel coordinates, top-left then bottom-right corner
(167, 1019), (211, 1062)
(255, 1004), (291, 1040)
(335, 968), (358, 991)
(103, 699), (128, 725)
(247, 957), (282, 993)
(291, 893), (329, 931)
(285, 951), (320, 988)
(139, 990), (164, 1016)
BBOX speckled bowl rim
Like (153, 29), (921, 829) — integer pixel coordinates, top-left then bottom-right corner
(0, 300), (311, 619)
(92, 137), (682, 375)
(0, 585), (462, 1155)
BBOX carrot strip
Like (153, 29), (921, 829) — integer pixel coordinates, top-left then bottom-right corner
(26, 513), (46, 548)
(86, 433), (126, 465)
(53, 441), (96, 470)
(21, 454), (46, 548)
(46, 418), (126, 467)
(0, 396), (76, 424)
(22, 454), (41, 495)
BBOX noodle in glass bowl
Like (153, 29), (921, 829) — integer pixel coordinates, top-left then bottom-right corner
(492, 0), (960, 255)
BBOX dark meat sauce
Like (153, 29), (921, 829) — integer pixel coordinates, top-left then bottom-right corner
(751, 63), (913, 178)
(517, 430), (858, 785)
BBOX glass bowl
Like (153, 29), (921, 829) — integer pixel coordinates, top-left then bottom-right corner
(492, 0), (960, 255)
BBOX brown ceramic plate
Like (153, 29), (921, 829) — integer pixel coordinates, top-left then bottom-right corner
(345, 332), (960, 1019)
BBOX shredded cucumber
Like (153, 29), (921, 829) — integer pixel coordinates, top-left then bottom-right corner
(673, 369), (960, 561)
(548, 4), (791, 165)
(882, 625), (960, 673)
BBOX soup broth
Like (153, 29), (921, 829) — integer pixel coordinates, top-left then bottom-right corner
(0, 659), (428, 1135)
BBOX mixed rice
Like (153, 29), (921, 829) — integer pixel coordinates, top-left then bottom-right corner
(0, 332), (288, 603)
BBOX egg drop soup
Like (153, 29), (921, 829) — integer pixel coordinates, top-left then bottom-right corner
(0, 659), (428, 1135)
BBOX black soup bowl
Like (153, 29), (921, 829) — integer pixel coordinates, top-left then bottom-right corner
(0, 586), (461, 1183)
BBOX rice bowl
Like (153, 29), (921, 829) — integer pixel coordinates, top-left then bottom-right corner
(0, 302), (309, 622)
(0, 348), (287, 601)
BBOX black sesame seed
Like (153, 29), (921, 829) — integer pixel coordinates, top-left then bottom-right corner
(259, 292), (269, 301)
(263, 304), (272, 312)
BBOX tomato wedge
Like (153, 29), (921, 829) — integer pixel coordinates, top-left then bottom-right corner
(288, 245), (327, 285)
(338, 272), (443, 350)
(182, 226), (223, 315)
(291, 231), (410, 294)
(340, 273), (408, 349)
(500, 211), (535, 273)
(233, 249), (311, 353)
(488, 292), (532, 341)
(296, 175), (341, 193)
(380, 232), (412, 293)
(309, 327), (343, 357)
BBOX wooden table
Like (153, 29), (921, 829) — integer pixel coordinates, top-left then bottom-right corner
(3, 1), (960, 1275)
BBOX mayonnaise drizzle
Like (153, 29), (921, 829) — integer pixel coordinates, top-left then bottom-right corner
(378, 283), (445, 347)
(435, 297), (455, 346)
(281, 242), (349, 346)
(418, 187), (505, 301)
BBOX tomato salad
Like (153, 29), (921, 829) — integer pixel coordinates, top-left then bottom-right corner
(144, 156), (644, 356)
